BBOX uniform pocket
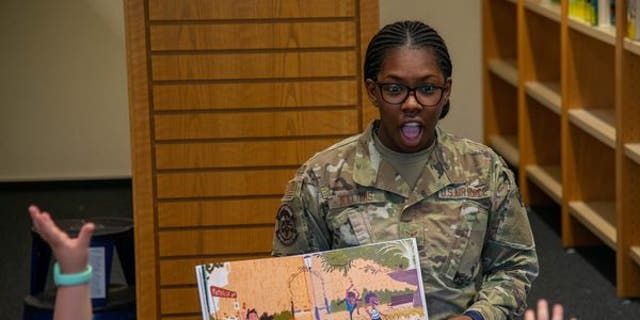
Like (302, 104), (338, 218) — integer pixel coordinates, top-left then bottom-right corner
(346, 207), (374, 245)
(326, 190), (389, 247)
(442, 201), (488, 285)
(325, 206), (361, 247)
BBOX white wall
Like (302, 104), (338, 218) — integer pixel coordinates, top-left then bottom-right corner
(0, 0), (130, 181)
(0, 1), (481, 182)
(379, 0), (483, 142)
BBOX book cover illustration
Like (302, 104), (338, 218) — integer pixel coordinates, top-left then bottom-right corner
(195, 238), (428, 320)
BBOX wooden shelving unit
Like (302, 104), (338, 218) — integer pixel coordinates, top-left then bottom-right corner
(623, 37), (640, 56)
(624, 143), (640, 165)
(483, 0), (519, 169)
(524, 0), (561, 22)
(524, 81), (561, 115)
(567, 109), (616, 148)
(488, 59), (519, 86)
(488, 134), (520, 166)
(568, 201), (616, 249)
(483, 0), (640, 297)
(618, 0), (640, 297)
(631, 247), (640, 267)
(518, 0), (562, 205)
(526, 165), (562, 204)
(567, 16), (616, 45)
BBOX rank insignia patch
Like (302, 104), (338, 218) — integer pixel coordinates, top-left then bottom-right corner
(276, 204), (297, 246)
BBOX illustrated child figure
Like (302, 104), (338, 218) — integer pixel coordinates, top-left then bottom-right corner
(364, 292), (385, 320)
(246, 309), (259, 320)
(340, 283), (361, 320)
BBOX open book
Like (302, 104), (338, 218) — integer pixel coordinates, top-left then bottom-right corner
(195, 238), (428, 320)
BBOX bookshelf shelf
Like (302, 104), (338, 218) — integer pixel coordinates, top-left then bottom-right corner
(524, 0), (561, 22)
(525, 81), (561, 115)
(625, 144), (640, 166)
(526, 165), (562, 204)
(484, 0), (640, 298)
(623, 38), (640, 57)
(631, 247), (640, 268)
(488, 59), (519, 87)
(568, 201), (617, 250)
(568, 109), (616, 149)
(568, 16), (616, 46)
(488, 134), (519, 167)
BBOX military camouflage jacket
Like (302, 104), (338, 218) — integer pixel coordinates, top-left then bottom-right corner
(272, 121), (538, 320)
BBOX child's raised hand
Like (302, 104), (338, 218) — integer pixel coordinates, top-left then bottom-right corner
(29, 205), (95, 274)
(524, 299), (576, 320)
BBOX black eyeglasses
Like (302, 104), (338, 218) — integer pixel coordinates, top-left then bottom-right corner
(375, 82), (448, 107)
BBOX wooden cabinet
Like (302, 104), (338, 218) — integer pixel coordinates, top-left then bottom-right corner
(124, 0), (379, 318)
(483, 0), (640, 297)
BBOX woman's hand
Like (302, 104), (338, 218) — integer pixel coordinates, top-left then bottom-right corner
(29, 205), (94, 273)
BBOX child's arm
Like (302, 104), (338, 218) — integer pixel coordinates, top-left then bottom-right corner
(29, 205), (94, 320)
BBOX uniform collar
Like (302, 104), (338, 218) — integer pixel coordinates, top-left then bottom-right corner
(353, 121), (453, 199)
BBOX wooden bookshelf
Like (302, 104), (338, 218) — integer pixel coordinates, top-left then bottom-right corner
(519, 0), (562, 205)
(488, 59), (519, 87)
(488, 134), (520, 166)
(524, 0), (561, 22)
(568, 201), (616, 249)
(484, 0), (640, 297)
(526, 165), (562, 204)
(623, 38), (640, 56)
(567, 109), (616, 148)
(624, 144), (640, 165)
(484, 0), (519, 171)
(568, 16), (616, 46)
(525, 81), (561, 115)
(619, 12), (640, 294)
(631, 246), (640, 267)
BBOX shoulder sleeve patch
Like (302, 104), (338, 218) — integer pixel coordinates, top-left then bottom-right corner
(275, 204), (298, 246)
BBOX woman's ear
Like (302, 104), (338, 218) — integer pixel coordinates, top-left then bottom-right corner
(365, 79), (378, 106)
(444, 77), (453, 102)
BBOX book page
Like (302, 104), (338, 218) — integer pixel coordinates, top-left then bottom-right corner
(306, 238), (428, 320)
(195, 238), (428, 320)
(196, 256), (313, 320)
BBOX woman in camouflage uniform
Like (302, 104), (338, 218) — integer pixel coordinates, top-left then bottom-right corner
(272, 20), (539, 320)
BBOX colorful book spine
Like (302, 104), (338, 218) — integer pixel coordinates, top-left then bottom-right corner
(610, 0), (616, 25)
(570, 0), (598, 25)
(593, 0), (616, 27)
(629, 0), (640, 40)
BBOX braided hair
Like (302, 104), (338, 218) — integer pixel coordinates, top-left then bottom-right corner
(364, 20), (452, 118)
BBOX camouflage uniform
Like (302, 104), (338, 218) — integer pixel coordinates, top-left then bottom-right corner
(272, 121), (538, 320)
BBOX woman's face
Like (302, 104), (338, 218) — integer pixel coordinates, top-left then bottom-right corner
(366, 46), (451, 153)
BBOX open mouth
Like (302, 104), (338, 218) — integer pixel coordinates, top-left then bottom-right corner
(400, 122), (423, 145)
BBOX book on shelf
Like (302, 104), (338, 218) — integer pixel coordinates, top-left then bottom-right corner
(569, 0), (615, 27)
(195, 238), (429, 320)
(597, 0), (616, 26)
(629, 0), (640, 40)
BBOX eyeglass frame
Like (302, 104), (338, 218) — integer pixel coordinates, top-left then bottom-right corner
(373, 81), (450, 107)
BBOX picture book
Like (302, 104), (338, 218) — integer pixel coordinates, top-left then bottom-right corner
(195, 238), (428, 320)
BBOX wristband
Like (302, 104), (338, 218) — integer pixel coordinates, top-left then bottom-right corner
(463, 310), (485, 320)
(53, 262), (93, 287)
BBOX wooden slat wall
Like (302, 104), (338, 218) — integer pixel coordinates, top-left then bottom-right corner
(124, 0), (379, 318)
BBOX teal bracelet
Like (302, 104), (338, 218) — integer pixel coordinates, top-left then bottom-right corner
(53, 262), (93, 287)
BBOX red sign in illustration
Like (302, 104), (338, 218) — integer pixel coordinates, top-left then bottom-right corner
(209, 286), (237, 299)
